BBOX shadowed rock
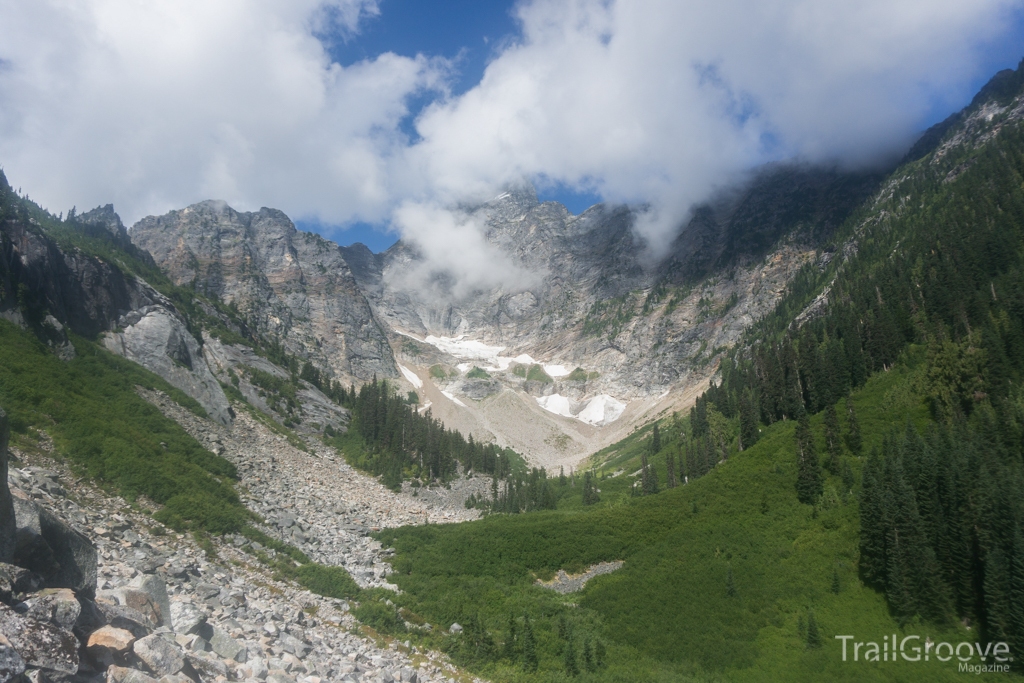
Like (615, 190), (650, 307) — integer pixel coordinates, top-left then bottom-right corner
(11, 493), (96, 597)
(0, 408), (14, 565)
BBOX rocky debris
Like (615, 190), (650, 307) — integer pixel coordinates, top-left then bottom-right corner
(139, 388), (483, 591)
(535, 560), (625, 594)
(22, 588), (80, 631)
(5, 417), (486, 683)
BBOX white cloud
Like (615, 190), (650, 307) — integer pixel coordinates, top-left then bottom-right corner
(0, 0), (1021, 283)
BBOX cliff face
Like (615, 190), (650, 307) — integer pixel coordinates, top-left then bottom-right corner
(130, 201), (397, 383)
(0, 201), (233, 425)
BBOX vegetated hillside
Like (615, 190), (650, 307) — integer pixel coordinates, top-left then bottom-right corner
(368, 59), (1024, 681)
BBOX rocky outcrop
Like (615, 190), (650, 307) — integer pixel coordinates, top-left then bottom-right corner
(0, 203), (232, 425)
(130, 201), (398, 383)
(102, 303), (232, 425)
(12, 490), (97, 596)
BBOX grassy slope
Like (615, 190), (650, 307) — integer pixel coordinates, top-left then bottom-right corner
(379, 355), (978, 681)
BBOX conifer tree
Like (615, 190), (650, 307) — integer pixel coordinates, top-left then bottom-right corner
(823, 403), (841, 474)
(502, 613), (518, 661)
(739, 389), (759, 450)
(831, 567), (841, 594)
(521, 615), (538, 672)
(845, 396), (862, 453)
(665, 448), (677, 488)
(726, 564), (737, 597)
(582, 638), (595, 672)
(795, 414), (823, 504)
(806, 611), (822, 648)
(651, 423), (661, 454)
(641, 452), (659, 495)
(563, 633), (579, 676)
(582, 471), (600, 505)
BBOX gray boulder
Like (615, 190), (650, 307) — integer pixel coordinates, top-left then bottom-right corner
(0, 603), (79, 674)
(126, 576), (171, 629)
(0, 409), (13, 566)
(0, 634), (26, 683)
(168, 602), (205, 636)
(132, 634), (183, 677)
(198, 624), (245, 662)
(0, 564), (43, 605)
(11, 493), (97, 597)
(23, 589), (81, 631)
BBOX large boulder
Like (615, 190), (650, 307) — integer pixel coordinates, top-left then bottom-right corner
(11, 492), (97, 597)
(0, 408), (15, 565)
(0, 603), (79, 674)
(0, 634), (25, 683)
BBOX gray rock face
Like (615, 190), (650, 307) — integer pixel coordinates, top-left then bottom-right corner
(130, 201), (397, 383)
(0, 603), (79, 674)
(102, 304), (232, 426)
(12, 492), (97, 597)
(0, 408), (14, 564)
(168, 602), (205, 636)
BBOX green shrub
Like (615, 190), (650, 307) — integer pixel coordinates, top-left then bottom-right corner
(466, 366), (490, 379)
(296, 564), (362, 600)
(526, 365), (553, 383)
(353, 599), (406, 634)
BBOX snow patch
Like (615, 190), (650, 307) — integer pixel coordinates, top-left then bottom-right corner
(577, 394), (627, 426)
(441, 391), (467, 408)
(535, 393), (627, 426)
(544, 364), (570, 378)
(536, 393), (574, 418)
(398, 364), (423, 389)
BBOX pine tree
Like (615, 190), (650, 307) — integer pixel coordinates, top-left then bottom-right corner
(502, 613), (518, 661)
(823, 403), (841, 474)
(563, 633), (579, 676)
(651, 423), (661, 454)
(582, 471), (600, 505)
(582, 638), (595, 672)
(641, 452), (659, 495)
(665, 448), (677, 488)
(845, 396), (862, 453)
(795, 414), (823, 505)
(739, 389), (759, 450)
(806, 611), (822, 648)
(521, 615), (538, 672)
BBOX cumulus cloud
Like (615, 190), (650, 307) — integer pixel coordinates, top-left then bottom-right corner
(0, 0), (1021, 285)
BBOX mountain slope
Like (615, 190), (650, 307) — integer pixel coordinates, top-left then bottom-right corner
(131, 200), (398, 383)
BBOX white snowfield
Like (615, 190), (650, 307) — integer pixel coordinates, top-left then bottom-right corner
(543, 364), (570, 378)
(398, 364), (423, 389)
(396, 331), (539, 372)
(441, 390), (468, 408)
(536, 393), (626, 426)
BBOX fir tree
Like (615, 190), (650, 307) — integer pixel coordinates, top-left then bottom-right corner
(594, 639), (606, 668)
(806, 611), (822, 649)
(502, 613), (518, 661)
(582, 638), (595, 672)
(739, 389), (759, 450)
(582, 471), (600, 505)
(841, 458), (855, 492)
(845, 396), (862, 453)
(563, 633), (579, 676)
(795, 414), (823, 505)
(651, 423), (661, 454)
(641, 452), (659, 495)
(665, 448), (677, 488)
(823, 403), (841, 474)
(521, 615), (538, 672)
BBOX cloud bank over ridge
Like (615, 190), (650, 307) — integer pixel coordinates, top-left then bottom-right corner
(0, 0), (1021, 283)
